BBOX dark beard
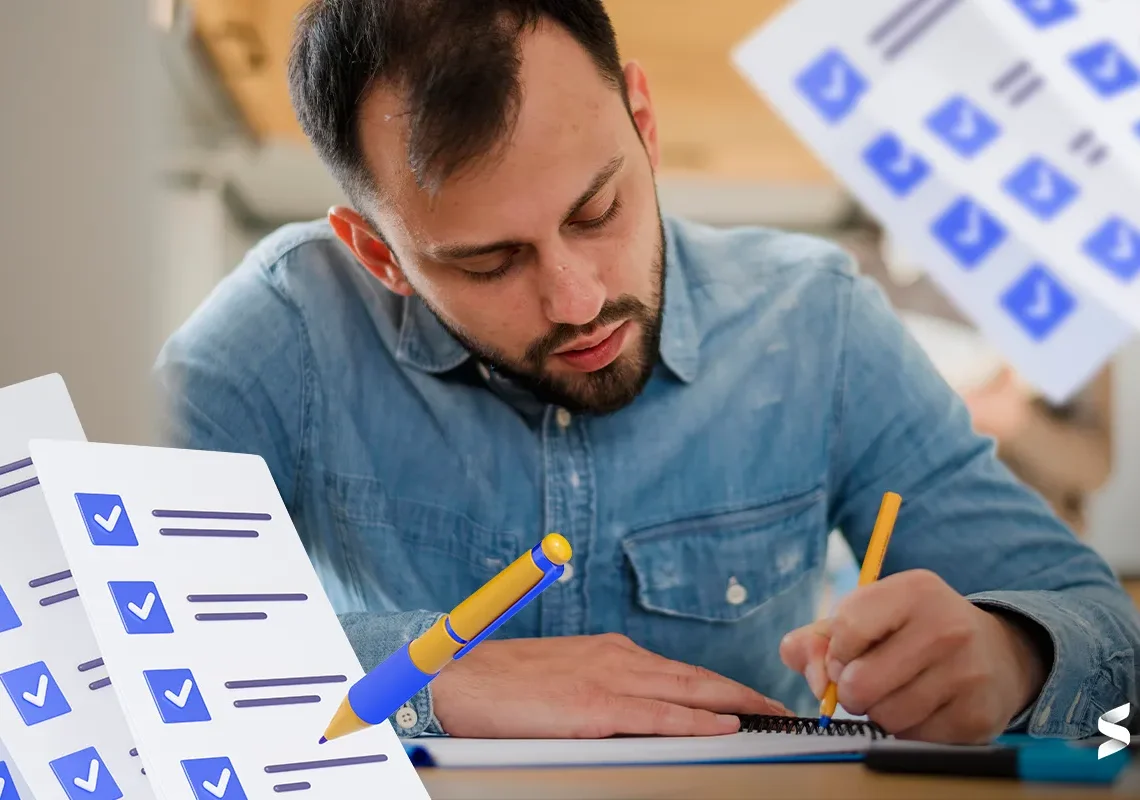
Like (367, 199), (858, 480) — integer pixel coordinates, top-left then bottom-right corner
(424, 217), (667, 416)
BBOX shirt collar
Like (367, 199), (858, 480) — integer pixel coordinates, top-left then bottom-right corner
(394, 215), (699, 384)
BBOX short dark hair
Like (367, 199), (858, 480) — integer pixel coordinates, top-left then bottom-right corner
(287, 0), (628, 209)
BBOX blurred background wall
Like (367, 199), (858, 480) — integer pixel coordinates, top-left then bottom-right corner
(1, 0), (1136, 574)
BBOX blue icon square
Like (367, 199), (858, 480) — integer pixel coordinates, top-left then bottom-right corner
(75, 494), (137, 547)
(1010, 0), (1077, 28)
(181, 757), (248, 800)
(863, 132), (931, 197)
(144, 668), (211, 724)
(1002, 156), (1080, 220)
(926, 95), (1001, 158)
(0, 760), (21, 800)
(0, 584), (21, 635)
(49, 747), (122, 800)
(1070, 41), (1139, 98)
(107, 581), (173, 635)
(1083, 216), (1140, 281)
(1000, 265), (1077, 342)
(0, 661), (71, 726)
(794, 48), (868, 124)
(931, 197), (1008, 269)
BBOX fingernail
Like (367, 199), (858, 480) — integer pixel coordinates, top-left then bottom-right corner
(716, 714), (740, 727)
(826, 658), (843, 683)
(805, 661), (826, 697)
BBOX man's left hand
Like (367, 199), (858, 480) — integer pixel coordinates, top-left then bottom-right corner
(781, 570), (1048, 743)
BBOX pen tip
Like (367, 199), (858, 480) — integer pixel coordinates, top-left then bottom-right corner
(818, 716), (831, 728)
(318, 736), (327, 745)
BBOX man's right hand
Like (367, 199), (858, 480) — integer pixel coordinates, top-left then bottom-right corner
(429, 633), (791, 738)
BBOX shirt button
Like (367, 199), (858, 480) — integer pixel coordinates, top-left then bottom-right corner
(394, 704), (418, 730)
(725, 578), (748, 606)
(556, 407), (572, 429)
(569, 472), (580, 488)
(558, 562), (575, 583)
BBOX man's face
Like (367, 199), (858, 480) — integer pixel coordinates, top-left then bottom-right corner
(348, 22), (666, 414)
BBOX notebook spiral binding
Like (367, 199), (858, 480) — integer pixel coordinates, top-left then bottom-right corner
(739, 714), (888, 739)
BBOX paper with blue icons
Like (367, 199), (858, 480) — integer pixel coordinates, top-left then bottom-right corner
(29, 439), (431, 800)
(732, 0), (1140, 403)
(0, 742), (35, 800)
(0, 375), (154, 800)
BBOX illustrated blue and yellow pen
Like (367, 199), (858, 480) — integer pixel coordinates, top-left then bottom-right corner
(319, 533), (573, 743)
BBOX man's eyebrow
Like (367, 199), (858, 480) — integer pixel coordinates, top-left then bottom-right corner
(424, 155), (626, 263)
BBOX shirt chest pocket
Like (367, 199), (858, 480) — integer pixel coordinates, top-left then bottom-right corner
(620, 488), (827, 625)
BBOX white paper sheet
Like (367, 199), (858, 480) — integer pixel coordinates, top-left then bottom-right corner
(30, 439), (430, 800)
(402, 727), (878, 768)
(0, 375), (154, 800)
(733, 0), (1139, 403)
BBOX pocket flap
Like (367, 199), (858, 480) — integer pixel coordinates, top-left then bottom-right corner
(621, 489), (825, 623)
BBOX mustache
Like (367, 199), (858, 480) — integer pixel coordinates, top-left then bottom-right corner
(524, 295), (651, 367)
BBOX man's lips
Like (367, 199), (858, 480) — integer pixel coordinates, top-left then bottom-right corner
(552, 321), (626, 355)
(552, 321), (631, 372)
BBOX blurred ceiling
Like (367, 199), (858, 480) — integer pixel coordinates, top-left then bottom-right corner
(188, 0), (834, 185)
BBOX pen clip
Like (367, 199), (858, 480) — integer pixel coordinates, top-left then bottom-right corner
(452, 563), (565, 660)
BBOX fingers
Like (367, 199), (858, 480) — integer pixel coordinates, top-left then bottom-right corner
(826, 572), (948, 666)
(780, 622), (832, 698)
(861, 663), (957, 737)
(601, 695), (743, 737)
(616, 666), (791, 717)
(833, 615), (949, 716)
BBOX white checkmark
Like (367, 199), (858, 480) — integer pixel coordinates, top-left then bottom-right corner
(127, 592), (155, 620)
(21, 674), (48, 707)
(72, 759), (99, 793)
(93, 505), (122, 532)
(1111, 224), (1136, 262)
(1028, 166), (1056, 203)
(202, 768), (230, 798)
(820, 64), (848, 102)
(1094, 50), (1121, 83)
(951, 105), (978, 141)
(887, 148), (914, 176)
(955, 205), (984, 246)
(0, 776), (7, 794)
(164, 679), (193, 708)
(1025, 280), (1053, 319)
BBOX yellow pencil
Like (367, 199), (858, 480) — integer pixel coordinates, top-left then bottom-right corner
(819, 491), (902, 727)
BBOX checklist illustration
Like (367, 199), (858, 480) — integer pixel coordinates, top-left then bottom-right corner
(31, 439), (431, 800)
(0, 755), (28, 800)
(0, 375), (154, 800)
(732, 0), (1139, 403)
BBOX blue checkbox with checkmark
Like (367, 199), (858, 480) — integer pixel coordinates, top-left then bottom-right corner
(0, 583), (21, 634)
(75, 494), (138, 547)
(0, 661), (71, 726)
(144, 668), (211, 724)
(181, 757), (248, 800)
(49, 747), (122, 800)
(0, 760), (22, 800)
(108, 581), (173, 635)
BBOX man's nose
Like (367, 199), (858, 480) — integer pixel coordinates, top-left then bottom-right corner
(538, 259), (606, 327)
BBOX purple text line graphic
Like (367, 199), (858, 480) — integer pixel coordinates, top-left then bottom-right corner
(225, 675), (347, 690)
(152, 509), (271, 520)
(39, 589), (79, 607)
(273, 782), (311, 793)
(0, 477), (38, 500)
(77, 658), (104, 673)
(195, 612), (268, 622)
(263, 754), (388, 774)
(88, 677), (111, 691)
(0, 457), (32, 478)
(29, 570), (72, 588)
(234, 695), (321, 709)
(187, 594), (307, 603)
(159, 528), (260, 539)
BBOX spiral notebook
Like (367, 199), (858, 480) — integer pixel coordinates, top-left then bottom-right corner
(403, 715), (889, 768)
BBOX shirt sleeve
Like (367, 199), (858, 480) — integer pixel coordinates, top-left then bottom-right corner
(826, 268), (1140, 738)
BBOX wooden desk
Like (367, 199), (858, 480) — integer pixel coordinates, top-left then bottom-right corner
(422, 581), (1140, 798)
(420, 760), (1140, 799)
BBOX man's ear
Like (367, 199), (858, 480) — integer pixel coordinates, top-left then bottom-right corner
(623, 61), (660, 172)
(327, 206), (414, 296)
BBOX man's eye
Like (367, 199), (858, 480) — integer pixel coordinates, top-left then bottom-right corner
(574, 196), (623, 230)
(466, 253), (516, 283)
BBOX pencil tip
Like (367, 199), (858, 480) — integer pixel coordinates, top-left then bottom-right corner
(818, 716), (831, 728)
(318, 736), (327, 744)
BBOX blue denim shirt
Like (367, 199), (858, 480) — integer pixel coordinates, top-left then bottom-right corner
(154, 214), (1139, 739)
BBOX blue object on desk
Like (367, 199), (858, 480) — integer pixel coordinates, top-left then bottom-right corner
(865, 737), (1130, 784)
